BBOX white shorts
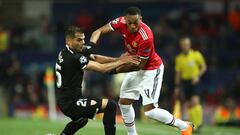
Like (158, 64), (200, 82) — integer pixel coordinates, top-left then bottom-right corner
(120, 64), (164, 106)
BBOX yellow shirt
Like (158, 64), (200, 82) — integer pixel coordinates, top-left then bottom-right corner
(175, 49), (205, 80)
(0, 31), (9, 52)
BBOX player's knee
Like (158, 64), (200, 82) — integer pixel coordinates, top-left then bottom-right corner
(118, 98), (133, 105)
(105, 99), (117, 111)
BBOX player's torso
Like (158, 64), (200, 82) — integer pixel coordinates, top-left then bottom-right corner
(121, 23), (162, 69)
(123, 32), (142, 54)
(177, 50), (200, 79)
(55, 47), (84, 100)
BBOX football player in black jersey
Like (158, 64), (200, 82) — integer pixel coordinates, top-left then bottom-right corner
(55, 25), (140, 135)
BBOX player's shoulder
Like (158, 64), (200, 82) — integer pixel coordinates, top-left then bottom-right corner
(60, 46), (80, 62)
(138, 23), (153, 41)
(112, 16), (126, 24)
(61, 47), (74, 59)
(192, 50), (203, 56)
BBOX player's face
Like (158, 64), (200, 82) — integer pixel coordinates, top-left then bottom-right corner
(125, 14), (142, 33)
(70, 32), (85, 52)
(180, 38), (191, 53)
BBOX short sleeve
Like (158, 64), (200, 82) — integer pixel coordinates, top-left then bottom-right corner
(74, 54), (89, 69)
(109, 17), (123, 31)
(137, 39), (152, 59)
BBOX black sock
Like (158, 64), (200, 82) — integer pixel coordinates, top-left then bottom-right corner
(61, 118), (88, 135)
(103, 99), (117, 135)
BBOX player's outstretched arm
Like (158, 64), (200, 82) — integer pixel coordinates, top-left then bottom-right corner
(90, 23), (113, 44)
(84, 55), (140, 73)
(91, 54), (118, 64)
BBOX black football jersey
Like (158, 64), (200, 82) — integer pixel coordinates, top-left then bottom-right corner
(55, 45), (89, 107)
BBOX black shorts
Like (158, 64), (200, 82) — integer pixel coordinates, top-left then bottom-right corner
(181, 80), (199, 100)
(60, 97), (102, 121)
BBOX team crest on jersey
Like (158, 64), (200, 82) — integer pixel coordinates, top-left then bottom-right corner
(79, 56), (87, 64)
(132, 41), (138, 48)
(127, 44), (136, 53)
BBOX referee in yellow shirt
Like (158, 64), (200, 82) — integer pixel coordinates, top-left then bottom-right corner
(174, 36), (207, 132)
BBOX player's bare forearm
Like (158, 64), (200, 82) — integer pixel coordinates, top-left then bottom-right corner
(86, 55), (140, 73)
(90, 24), (113, 44)
(199, 63), (207, 77)
(90, 30), (101, 44)
(86, 60), (124, 73)
(93, 54), (118, 64)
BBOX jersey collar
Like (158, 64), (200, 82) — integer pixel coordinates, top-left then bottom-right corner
(65, 44), (74, 54)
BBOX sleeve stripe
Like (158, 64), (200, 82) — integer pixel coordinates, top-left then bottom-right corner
(108, 23), (115, 31)
(139, 28), (148, 40)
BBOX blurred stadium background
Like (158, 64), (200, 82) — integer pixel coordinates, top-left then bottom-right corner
(0, 0), (240, 134)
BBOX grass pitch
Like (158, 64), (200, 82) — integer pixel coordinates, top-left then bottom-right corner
(0, 118), (239, 135)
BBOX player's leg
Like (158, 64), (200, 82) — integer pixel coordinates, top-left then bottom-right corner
(60, 97), (102, 135)
(98, 98), (117, 135)
(119, 98), (137, 135)
(60, 118), (88, 135)
(141, 65), (192, 134)
(119, 72), (140, 135)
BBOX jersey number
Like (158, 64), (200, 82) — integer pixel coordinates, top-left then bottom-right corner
(55, 63), (62, 88)
(76, 99), (87, 107)
(144, 89), (150, 98)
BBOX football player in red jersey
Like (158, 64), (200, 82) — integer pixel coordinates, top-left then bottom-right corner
(90, 7), (193, 135)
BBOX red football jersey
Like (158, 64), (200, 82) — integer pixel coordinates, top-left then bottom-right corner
(109, 16), (162, 70)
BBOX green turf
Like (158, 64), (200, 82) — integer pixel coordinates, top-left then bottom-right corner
(0, 118), (240, 135)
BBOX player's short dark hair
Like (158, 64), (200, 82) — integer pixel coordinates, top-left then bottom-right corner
(125, 6), (141, 16)
(65, 25), (83, 38)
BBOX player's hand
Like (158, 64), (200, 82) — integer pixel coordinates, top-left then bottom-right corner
(120, 52), (130, 57)
(119, 55), (140, 65)
(192, 76), (200, 85)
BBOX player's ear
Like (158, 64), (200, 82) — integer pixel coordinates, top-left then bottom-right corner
(139, 15), (142, 21)
(66, 36), (72, 45)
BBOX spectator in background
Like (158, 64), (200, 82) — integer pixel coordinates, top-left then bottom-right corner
(228, 5), (240, 33)
(213, 97), (240, 127)
(0, 24), (9, 52)
(74, 9), (94, 33)
(174, 36), (207, 132)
